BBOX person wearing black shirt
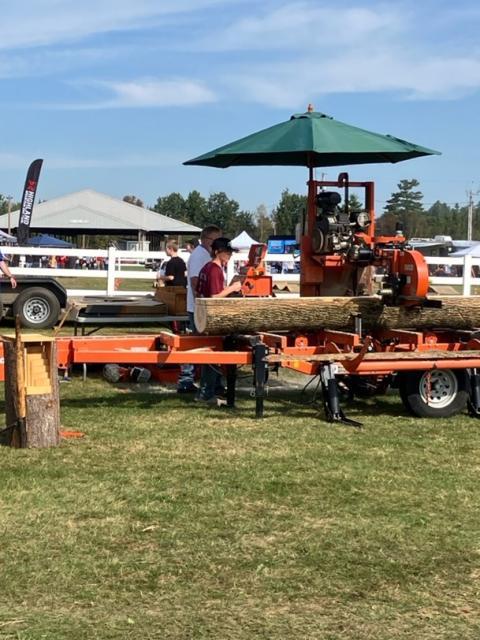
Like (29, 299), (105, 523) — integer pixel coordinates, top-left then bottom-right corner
(158, 240), (187, 287)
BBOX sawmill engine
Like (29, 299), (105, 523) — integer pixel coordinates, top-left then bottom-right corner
(311, 190), (369, 255)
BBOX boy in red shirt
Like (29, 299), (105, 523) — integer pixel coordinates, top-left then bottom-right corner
(195, 238), (242, 402)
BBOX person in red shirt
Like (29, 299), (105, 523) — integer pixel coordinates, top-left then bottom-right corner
(195, 238), (242, 402)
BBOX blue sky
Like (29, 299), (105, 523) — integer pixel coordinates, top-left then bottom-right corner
(1, 0), (480, 216)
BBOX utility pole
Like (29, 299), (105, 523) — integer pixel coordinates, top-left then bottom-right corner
(467, 187), (480, 241)
(7, 196), (12, 235)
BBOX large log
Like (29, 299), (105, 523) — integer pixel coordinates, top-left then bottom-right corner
(194, 296), (480, 335)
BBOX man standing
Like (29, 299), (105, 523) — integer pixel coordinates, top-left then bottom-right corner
(156, 240), (187, 287)
(0, 250), (17, 289)
(177, 225), (222, 393)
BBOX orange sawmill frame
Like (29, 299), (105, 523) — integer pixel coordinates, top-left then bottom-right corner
(2, 327), (480, 426)
(2, 328), (480, 379)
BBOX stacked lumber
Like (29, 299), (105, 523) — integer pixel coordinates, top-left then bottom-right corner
(194, 296), (480, 335)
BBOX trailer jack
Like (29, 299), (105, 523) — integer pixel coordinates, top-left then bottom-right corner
(320, 365), (362, 429)
(252, 340), (269, 419)
(468, 368), (480, 417)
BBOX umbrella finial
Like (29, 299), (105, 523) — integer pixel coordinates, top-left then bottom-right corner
(307, 103), (314, 112)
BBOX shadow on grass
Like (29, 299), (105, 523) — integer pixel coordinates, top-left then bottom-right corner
(58, 382), (411, 422)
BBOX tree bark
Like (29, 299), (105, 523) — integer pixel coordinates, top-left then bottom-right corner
(194, 296), (480, 335)
(2, 340), (60, 448)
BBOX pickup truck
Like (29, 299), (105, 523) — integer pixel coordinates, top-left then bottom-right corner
(0, 277), (68, 329)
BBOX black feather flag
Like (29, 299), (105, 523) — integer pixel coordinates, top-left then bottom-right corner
(16, 158), (43, 246)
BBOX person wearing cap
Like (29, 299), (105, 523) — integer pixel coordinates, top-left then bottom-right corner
(0, 250), (17, 289)
(177, 225), (222, 393)
(195, 237), (242, 403)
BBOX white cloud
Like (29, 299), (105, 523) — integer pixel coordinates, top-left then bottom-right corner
(225, 45), (480, 107)
(0, 0), (236, 51)
(56, 78), (217, 109)
(196, 2), (405, 50)
(207, 1), (480, 105)
(100, 79), (216, 107)
(0, 47), (120, 79)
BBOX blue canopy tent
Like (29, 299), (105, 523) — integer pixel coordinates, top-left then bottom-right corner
(27, 234), (73, 248)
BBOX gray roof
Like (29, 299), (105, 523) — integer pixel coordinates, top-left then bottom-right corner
(0, 189), (201, 234)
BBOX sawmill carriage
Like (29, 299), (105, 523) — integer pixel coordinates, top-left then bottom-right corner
(6, 108), (479, 428)
(191, 173), (480, 426)
(38, 171), (480, 429)
(178, 105), (480, 426)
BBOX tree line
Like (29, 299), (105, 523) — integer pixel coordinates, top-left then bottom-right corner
(124, 190), (307, 241)
(125, 180), (480, 241)
(2, 182), (479, 242)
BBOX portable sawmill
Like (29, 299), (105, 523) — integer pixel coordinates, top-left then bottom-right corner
(8, 172), (474, 427)
(190, 172), (480, 426)
(6, 108), (480, 427)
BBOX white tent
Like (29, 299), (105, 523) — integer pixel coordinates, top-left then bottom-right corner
(231, 230), (259, 249)
(451, 243), (480, 257)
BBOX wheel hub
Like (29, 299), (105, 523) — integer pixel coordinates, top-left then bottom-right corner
(420, 370), (458, 408)
(24, 298), (50, 323)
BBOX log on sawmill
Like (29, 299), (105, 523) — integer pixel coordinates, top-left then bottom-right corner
(194, 296), (480, 335)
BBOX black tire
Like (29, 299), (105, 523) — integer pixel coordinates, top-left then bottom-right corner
(398, 369), (468, 418)
(13, 287), (61, 329)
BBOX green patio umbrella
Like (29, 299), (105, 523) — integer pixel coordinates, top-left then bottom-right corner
(184, 110), (440, 168)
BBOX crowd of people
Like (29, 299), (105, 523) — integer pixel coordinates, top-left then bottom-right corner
(16, 255), (107, 269)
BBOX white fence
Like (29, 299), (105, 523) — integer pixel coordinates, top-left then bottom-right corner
(1, 246), (479, 297)
(1, 246), (300, 297)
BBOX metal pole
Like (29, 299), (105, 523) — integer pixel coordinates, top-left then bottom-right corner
(467, 190), (474, 242)
(7, 196), (12, 235)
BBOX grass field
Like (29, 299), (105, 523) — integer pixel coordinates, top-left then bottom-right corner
(54, 272), (155, 292)
(1, 373), (480, 639)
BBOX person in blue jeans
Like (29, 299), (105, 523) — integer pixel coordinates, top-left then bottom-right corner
(177, 225), (222, 393)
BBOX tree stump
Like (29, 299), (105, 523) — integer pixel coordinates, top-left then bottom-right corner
(2, 334), (60, 448)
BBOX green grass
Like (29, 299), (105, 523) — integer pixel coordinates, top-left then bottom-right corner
(1, 374), (480, 639)
(54, 273), (155, 292)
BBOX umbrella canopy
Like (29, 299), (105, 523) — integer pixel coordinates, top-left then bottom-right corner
(184, 110), (440, 168)
(231, 230), (260, 249)
(27, 234), (73, 248)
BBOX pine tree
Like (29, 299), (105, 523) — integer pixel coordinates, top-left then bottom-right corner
(383, 179), (424, 238)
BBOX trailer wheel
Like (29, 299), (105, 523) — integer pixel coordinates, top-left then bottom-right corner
(13, 287), (61, 329)
(398, 369), (468, 418)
